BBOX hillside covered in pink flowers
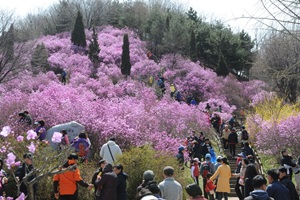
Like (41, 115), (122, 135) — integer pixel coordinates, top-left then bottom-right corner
(0, 26), (280, 153)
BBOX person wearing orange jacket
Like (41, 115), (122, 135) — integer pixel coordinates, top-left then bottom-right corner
(53, 153), (93, 200)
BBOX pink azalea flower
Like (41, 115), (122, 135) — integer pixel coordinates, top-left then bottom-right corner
(7, 197), (14, 200)
(16, 193), (25, 200)
(5, 152), (16, 169)
(0, 126), (11, 137)
(26, 130), (37, 140)
(27, 142), (36, 153)
(17, 135), (24, 142)
(51, 132), (62, 143)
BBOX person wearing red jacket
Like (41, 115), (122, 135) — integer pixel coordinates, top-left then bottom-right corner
(205, 173), (216, 200)
(53, 153), (93, 200)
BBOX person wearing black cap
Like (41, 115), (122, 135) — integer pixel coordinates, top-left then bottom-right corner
(278, 166), (299, 200)
(91, 159), (107, 199)
(53, 153), (93, 200)
(99, 138), (122, 165)
(158, 166), (182, 200)
(15, 153), (36, 198)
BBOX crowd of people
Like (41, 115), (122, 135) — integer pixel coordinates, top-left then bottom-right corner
(0, 106), (298, 200)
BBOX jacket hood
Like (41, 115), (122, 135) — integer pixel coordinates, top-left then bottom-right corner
(103, 163), (113, 174)
(250, 190), (270, 200)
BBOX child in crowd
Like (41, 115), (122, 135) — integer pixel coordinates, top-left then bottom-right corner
(190, 158), (200, 185)
(205, 173), (216, 200)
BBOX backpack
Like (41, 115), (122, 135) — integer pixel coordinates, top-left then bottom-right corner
(201, 161), (211, 178)
(242, 130), (249, 140)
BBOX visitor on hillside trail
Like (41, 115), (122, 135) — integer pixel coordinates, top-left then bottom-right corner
(190, 158), (200, 185)
(228, 115), (237, 129)
(95, 163), (118, 200)
(247, 155), (260, 174)
(53, 153), (93, 200)
(61, 69), (67, 85)
(92, 159), (107, 199)
(278, 166), (299, 200)
(15, 153), (37, 199)
(99, 138), (122, 165)
(34, 120), (46, 141)
(149, 75), (154, 86)
(59, 129), (70, 149)
(244, 175), (274, 200)
(211, 114), (221, 134)
(137, 170), (163, 199)
(205, 173), (216, 200)
(174, 90), (182, 102)
(193, 138), (203, 162)
(113, 164), (128, 200)
(214, 156), (222, 200)
(137, 170), (155, 193)
(0, 159), (8, 196)
(158, 166), (183, 200)
(205, 103), (211, 112)
(228, 128), (238, 158)
(281, 150), (297, 180)
(200, 154), (215, 199)
(201, 139), (212, 161)
(190, 98), (198, 106)
(71, 132), (90, 163)
(266, 169), (290, 200)
(170, 84), (176, 98)
(222, 125), (230, 150)
(232, 158), (249, 200)
(176, 146), (185, 170)
(186, 183), (208, 200)
(210, 157), (231, 200)
(18, 111), (33, 126)
(244, 163), (258, 197)
(242, 142), (254, 158)
(240, 126), (249, 146)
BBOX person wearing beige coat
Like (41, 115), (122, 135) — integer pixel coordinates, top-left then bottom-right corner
(210, 157), (231, 200)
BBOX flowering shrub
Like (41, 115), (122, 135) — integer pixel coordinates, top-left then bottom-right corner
(246, 97), (300, 157)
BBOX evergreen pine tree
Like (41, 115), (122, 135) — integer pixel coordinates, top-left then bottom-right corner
(31, 43), (50, 73)
(88, 26), (100, 64)
(71, 11), (86, 47)
(190, 30), (197, 62)
(121, 34), (131, 78)
(166, 15), (170, 31)
(216, 54), (229, 76)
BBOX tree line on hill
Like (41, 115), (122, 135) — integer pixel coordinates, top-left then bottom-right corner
(1, 0), (300, 102)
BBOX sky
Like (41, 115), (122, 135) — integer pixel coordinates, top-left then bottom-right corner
(1, 0), (262, 37)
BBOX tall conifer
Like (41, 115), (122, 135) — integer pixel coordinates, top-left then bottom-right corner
(71, 11), (86, 47)
(121, 34), (131, 78)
